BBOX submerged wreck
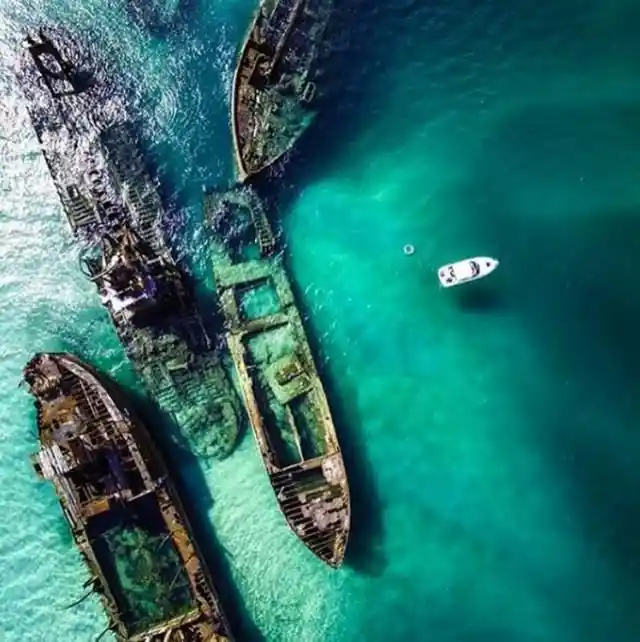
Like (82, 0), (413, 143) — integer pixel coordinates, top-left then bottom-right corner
(232, 0), (332, 181)
(18, 29), (241, 458)
(24, 352), (233, 642)
(203, 186), (350, 567)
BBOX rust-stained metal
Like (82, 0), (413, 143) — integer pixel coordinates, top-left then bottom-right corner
(24, 352), (233, 642)
(231, 0), (332, 181)
(203, 186), (350, 567)
(17, 28), (242, 460)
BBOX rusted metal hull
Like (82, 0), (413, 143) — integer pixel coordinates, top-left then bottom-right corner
(24, 353), (233, 642)
(17, 28), (242, 460)
(204, 186), (350, 566)
(231, 0), (332, 181)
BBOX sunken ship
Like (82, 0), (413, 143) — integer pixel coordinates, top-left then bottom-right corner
(18, 29), (241, 459)
(231, 0), (333, 181)
(24, 352), (233, 642)
(203, 186), (349, 567)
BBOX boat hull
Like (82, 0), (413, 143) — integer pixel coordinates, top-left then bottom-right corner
(438, 256), (499, 288)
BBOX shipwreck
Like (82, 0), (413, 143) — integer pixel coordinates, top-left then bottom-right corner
(203, 185), (350, 566)
(24, 352), (233, 642)
(18, 28), (241, 459)
(231, 0), (333, 181)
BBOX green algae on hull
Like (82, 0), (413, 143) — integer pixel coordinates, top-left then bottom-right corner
(231, 0), (333, 181)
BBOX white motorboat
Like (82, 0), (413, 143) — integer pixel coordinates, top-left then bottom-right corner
(438, 256), (499, 288)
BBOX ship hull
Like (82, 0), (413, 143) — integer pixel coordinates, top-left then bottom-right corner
(231, 0), (333, 181)
(24, 353), (233, 642)
(204, 186), (350, 566)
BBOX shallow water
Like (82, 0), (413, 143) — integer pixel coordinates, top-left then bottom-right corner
(2, 1), (640, 640)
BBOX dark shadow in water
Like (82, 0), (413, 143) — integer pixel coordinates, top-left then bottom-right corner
(121, 384), (267, 642)
(454, 283), (504, 314)
(295, 0), (410, 168)
(250, 0), (492, 206)
(455, 102), (640, 640)
(284, 274), (388, 576)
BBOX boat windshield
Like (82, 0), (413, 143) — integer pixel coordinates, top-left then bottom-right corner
(470, 261), (480, 277)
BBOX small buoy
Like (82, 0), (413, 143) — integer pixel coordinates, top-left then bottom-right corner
(403, 244), (415, 256)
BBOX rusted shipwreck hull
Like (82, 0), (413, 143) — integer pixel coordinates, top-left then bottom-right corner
(17, 29), (241, 459)
(204, 186), (350, 567)
(24, 352), (233, 642)
(231, 0), (333, 181)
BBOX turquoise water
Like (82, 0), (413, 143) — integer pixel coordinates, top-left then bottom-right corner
(2, 1), (640, 641)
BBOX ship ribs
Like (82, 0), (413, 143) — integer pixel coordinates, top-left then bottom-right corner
(270, 466), (347, 565)
(61, 186), (98, 231)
